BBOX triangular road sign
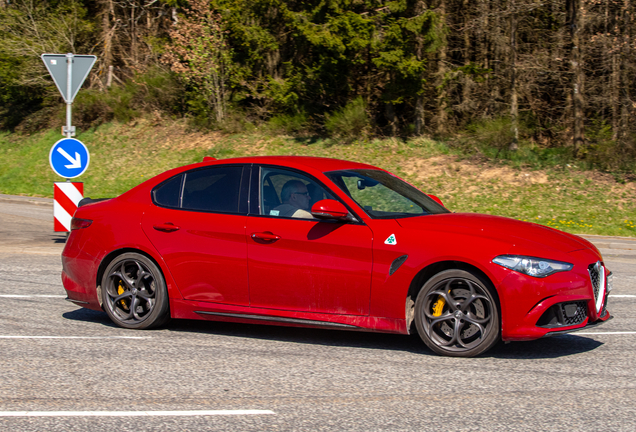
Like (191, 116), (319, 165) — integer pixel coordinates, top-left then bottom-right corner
(41, 54), (96, 103)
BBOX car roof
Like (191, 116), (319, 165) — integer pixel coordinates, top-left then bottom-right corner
(203, 155), (380, 173)
(117, 155), (384, 204)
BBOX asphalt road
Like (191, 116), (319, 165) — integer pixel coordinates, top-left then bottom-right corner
(1, 197), (635, 431)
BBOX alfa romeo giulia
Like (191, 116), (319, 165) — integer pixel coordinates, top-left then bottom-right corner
(62, 156), (612, 356)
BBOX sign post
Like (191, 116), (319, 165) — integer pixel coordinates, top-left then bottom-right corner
(42, 53), (96, 232)
(65, 53), (73, 137)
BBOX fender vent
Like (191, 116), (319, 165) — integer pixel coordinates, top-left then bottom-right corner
(389, 255), (408, 276)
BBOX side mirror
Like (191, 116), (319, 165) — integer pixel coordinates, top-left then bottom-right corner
(311, 199), (351, 221)
(428, 194), (445, 207)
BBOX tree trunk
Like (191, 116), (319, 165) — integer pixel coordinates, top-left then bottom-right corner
(386, 102), (398, 136)
(490, 0), (503, 114)
(567, 0), (585, 156)
(476, 0), (488, 69)
(436, 0), (448, 135)
(509, 0), (519, 151)
(619, 0), (632, 147)
(130, 1), (138, 66)
(101, 0), (114, 87)
(414, 93), (425, 135)
(611, 40), (620, 142)
(413, 0), (426, 135)
(462, 0), (472, 108)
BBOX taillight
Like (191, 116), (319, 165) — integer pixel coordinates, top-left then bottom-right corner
(71, 218), (92, 230)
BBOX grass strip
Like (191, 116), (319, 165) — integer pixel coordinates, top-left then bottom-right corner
(1, 119), (634, 237)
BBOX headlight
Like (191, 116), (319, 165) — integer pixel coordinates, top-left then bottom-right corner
(493, 255), (573, 278)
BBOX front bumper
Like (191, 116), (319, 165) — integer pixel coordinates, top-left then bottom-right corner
(541, 312), (613, 337)
(499, 253), (612, 341)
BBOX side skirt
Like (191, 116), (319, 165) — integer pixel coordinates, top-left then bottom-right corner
(196, 311), (360, 330)
(169, 299), (408, 334)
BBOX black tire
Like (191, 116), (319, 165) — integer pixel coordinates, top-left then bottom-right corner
(414, 269), (500, 357)
(101, 252), (170, 329)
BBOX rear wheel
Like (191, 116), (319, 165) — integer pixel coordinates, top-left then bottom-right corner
(414, 269), (500, 357)
(101, 253), (169, 329)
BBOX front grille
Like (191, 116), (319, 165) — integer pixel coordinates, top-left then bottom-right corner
(589, 262), (601, 300)
(601, 290), (609, 318)
(537, 301), (588, 328)
(588, 261), (606, 314)
(601, 271), (613, 318)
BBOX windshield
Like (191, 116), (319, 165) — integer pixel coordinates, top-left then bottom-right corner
(325, 169), (449, 219)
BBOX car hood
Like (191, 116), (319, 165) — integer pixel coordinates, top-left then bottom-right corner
(396, 213), (596, 256)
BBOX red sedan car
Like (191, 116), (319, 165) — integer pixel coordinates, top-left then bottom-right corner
(62, 156), (612, 357)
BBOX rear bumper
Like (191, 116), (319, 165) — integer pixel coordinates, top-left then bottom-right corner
(62, 269), (102, 311)
(61, 229), (103, 311)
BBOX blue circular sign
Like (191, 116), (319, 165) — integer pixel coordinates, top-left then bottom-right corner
(49, 138), (90, 179)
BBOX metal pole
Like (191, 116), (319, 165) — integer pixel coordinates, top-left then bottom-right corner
(66, 53), (73, 139)
(65, 53), (73, 183)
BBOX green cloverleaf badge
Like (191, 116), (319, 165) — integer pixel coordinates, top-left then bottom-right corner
(384, 234), (397, 245)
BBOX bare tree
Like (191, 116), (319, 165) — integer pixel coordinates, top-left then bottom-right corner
(435, 0), (449, 135)
(567, 0), (585, 155)
(509, 0), (519, 151)
(163, 0), (229, 123)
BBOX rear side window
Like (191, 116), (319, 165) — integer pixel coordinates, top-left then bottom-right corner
(153, 174), (183, 208)
(181, 166), (242, 213)
(152, 166), (243, 213)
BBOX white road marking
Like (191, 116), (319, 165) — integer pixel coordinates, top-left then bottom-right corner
(0, 294), (66, 298)
(0, 410), (275, 417)
(576, 331), (636, 335)
(0, 336), (151, 340)
(609, 294), (636, 298)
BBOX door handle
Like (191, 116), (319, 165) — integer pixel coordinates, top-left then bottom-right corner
(153, 223), (180, 233)
(251, 231), (281, 242)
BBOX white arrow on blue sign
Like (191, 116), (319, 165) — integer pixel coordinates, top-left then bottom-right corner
(49, 138), (90, 179)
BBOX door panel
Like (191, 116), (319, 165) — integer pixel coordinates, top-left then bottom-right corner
(246, 217), (373, 315)
(142, 208), (249, 304)
(142, 164), (249, 305)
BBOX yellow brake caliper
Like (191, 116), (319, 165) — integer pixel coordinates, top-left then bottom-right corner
(117, 281), (129, 311)
(432, 295), (446, 317)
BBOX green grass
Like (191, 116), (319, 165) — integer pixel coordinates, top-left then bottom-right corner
(0, 120), (211, 198)
(1, 118), (635, 237)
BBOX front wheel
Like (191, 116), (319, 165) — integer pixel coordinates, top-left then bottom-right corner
(101, 252), (169, 329)
(414, 269), (500, 357)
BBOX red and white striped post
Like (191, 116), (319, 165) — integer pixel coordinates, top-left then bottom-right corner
(54, 182), (84, 232)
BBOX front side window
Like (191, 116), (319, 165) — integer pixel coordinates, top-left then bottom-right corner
(325, 169), (449, 219)
(259, 167), (334, 219)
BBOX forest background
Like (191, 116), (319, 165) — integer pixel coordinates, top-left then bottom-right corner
(1, 0), (635, 237)
(1, 0), (636, 172)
